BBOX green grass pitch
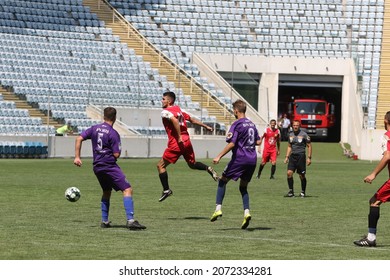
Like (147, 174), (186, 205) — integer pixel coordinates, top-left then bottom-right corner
(0, 142), (389, 259)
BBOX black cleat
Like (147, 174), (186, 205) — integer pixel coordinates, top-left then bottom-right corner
(270, 175), (275, 179)
(100, 221), (112, 228)
(159, 189), (173, 202)
(284, 191), (295, 198)
(300, 192), (306, 198)
(127, 220), (146, 230)
(207, 166), (219, 181)
(353, 236), (376, 247)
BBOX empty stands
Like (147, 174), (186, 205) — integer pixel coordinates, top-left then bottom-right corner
(0, 140), (48, 158)
(0, 0), (385, 136)
(108, 0), (384, 128)
(0, 0), (209, 136)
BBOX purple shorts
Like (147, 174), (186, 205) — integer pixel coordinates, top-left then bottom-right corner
(223, 161), (256, 182)
(94, 165), (131, 192)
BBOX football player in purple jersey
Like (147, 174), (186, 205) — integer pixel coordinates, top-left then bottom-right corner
(74, 107), (146, 230)
(210, 100), (261, 229)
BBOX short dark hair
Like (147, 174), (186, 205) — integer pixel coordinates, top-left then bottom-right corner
(293, 120), (301, 125)
(386, 111), (390, 123)
(104, 107), (117, 122)
(163, 91), (176, 103)
(232, 99), (246, 113)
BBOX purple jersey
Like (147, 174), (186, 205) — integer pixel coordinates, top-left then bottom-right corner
(80, 122), (121, 171)
(226, 117), (260, 165)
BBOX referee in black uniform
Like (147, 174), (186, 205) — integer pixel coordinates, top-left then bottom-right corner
(283, 120), (312, 197)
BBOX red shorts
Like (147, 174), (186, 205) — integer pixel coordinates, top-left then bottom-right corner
(375, 179), (390, 203)
(163, 138), (196, 164)
(262, 149), (277, 163)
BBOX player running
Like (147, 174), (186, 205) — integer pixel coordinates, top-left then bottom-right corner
(210, 99), (261, 229)
(256, 119), (281, 179)
(157, 91), (219, 202)
(74, 107), (146, 230)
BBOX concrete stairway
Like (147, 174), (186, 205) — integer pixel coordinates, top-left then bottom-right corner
(0, 86), (61, 128)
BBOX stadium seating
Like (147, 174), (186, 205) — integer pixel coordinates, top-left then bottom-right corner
(107, 0), (384, 128)
(128, 126), (167, 137)
(0, 140), (48, 158)
(0, 99), (56, 135)
(0, 0), (384, 134)
(0, 0), (208, 136)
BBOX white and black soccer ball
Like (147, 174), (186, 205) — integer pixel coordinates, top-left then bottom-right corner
(65, 187), (81, 202)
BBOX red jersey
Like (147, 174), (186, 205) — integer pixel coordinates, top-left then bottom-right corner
(382, 130), (390, 175)
(161, 105), (191, 147)
(380, 130), (390, 153)
(375, 130), (390, 203)
(262, 126), (280, 151)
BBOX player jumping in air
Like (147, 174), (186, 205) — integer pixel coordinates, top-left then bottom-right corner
(157, 91), (219, 202)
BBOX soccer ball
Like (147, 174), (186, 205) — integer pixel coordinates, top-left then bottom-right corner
(65, 187), (81, 202)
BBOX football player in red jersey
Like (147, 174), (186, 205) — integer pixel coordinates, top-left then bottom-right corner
(256, 119), (281, 179)
(354, 111), (390, 247)
(157, 91), (219, 202)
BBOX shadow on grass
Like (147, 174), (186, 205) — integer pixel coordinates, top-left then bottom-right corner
(221, 227), (273, 231)
(166, 217), (209, 220)
(184, 216), (210, 220)
(93, 224), (128, 229)
(283, 195), (319, 199)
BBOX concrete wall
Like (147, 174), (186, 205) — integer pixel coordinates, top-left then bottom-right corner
(0, 131), (385, 161)
(359, 128), (386, 161)
(47, 135), (228, 159)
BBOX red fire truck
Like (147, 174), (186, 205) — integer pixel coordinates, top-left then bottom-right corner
(288, 98), (336, 139)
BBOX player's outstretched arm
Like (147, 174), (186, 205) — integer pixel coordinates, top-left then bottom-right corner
(189, 117), (213, 132)
(213, 142), (235, 164)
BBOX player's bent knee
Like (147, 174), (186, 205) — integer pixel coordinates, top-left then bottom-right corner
(369, 196), (381, 206)
(123, 188), (133, 196)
